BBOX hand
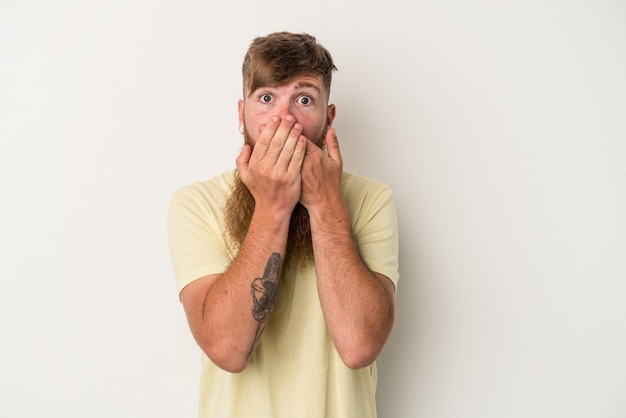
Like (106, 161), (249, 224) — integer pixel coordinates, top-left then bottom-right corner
(236, 116), (307, 216)
(300, 128), (343, 211)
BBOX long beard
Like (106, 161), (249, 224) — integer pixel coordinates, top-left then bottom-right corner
(223, 170), (315, 272)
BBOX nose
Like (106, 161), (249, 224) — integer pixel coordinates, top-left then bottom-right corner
(274, 98), (294, 119)
(259, 100), (296, 134)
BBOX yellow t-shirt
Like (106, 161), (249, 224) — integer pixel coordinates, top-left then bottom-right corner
(167, 170), (399, 418)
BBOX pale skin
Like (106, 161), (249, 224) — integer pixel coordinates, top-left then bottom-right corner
(180, 75), (395, 372)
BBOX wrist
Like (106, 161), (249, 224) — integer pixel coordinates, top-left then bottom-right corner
(249, 205), (293, 234)
(307, 195), (352, 235)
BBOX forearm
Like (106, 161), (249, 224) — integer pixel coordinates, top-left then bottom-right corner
(309, 197), (395, 369)
(181, 116), (308, 372)
(182, 209), (289, 372)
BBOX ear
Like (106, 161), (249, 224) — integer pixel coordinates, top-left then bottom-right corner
(326, 103), (336, 127)
(238, 99), (245, 126)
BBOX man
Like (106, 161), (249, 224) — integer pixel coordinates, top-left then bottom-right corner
(167, 31), (399, 418)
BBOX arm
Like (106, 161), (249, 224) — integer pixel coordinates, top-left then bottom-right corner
(180, 116), (306, 373)
(300, 129), (396, 369)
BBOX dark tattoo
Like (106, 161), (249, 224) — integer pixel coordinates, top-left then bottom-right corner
(247, 252), (282, 358)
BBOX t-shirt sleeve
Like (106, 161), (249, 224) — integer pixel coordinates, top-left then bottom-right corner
(349, 180), (400, 292)
(167, 183), (232, 297)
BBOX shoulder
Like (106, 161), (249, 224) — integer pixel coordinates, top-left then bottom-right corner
(342, 171), (394, 201)
(168, 170), (236, 225)
(171, 170), (235, 206)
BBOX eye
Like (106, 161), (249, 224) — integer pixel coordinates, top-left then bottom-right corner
(261, 94), (272, 103)
(297, 96), (312, 105)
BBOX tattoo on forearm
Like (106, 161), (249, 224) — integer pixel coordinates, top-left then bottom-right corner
(247, 252), (282, 359)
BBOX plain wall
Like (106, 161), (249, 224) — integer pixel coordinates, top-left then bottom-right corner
(1, 1), (625, 417)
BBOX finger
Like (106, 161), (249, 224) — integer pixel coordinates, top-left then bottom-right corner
(236, 144), (252, 176)
(250, 116), (281, 160)
(275, 122), (303, 169)
(304, 136), (323, 156)
(324, 128), (343, 168)
(287, 136), (307, 175)
(263, 115), (296, 162)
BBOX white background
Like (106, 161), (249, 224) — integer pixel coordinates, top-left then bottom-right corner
(1, 1), (625, 417)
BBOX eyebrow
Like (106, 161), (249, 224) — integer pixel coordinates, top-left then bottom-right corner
(294, 81), (321, 92)
(248, 81), (322, 98)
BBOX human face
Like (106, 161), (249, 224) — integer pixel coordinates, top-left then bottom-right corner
(238, 75), (336, 148)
